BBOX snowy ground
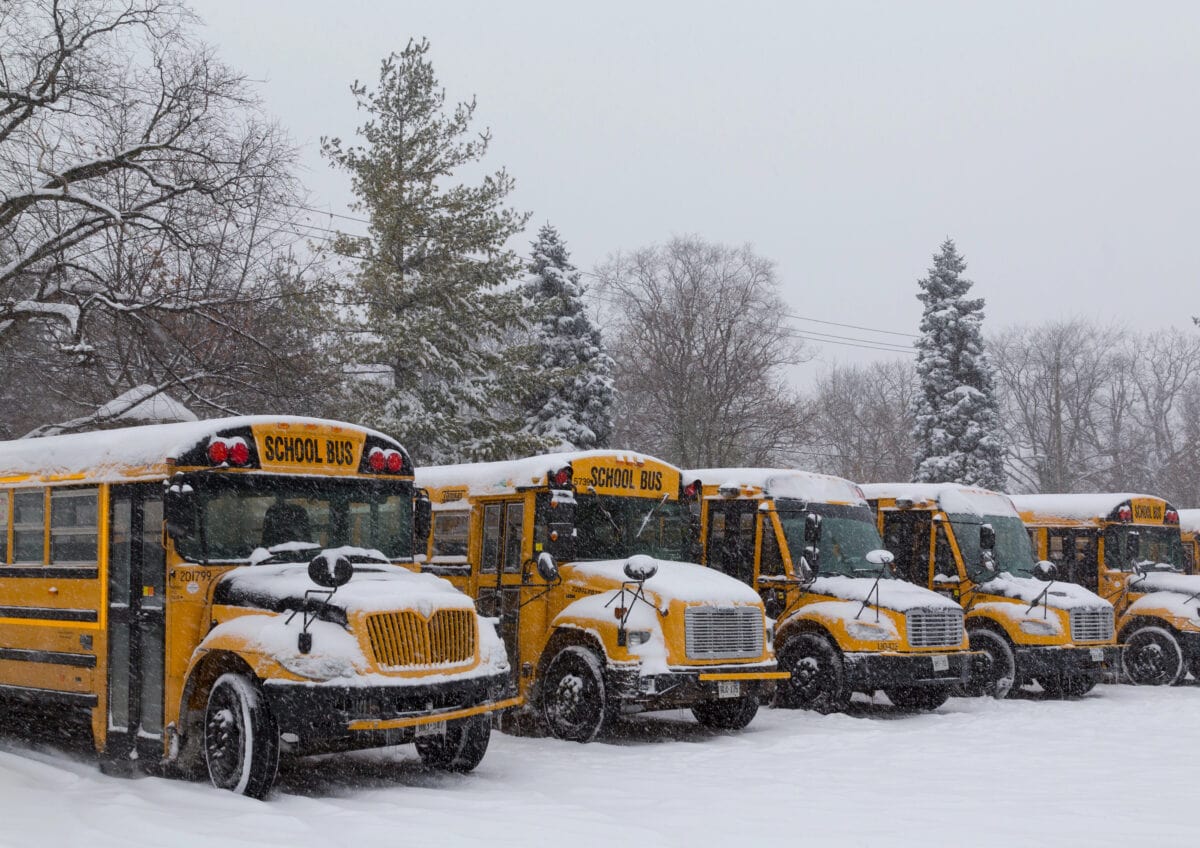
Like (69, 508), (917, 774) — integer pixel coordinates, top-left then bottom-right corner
(1, 684), (1190, 847)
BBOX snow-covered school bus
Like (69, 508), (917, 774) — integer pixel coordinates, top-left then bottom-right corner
(1179, 509), (1200, 574)
(0, 417), (515, 798)
(1015, 494), (1200, 685)
(687, 469), (978, 712)
(863, 484), (1119, 698)
(416, 451), (786, 742)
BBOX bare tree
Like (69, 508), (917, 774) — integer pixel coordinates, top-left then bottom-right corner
(597, 236), (810, 467)
(803, 360), (917, 482)
(0, 0), (322, 433)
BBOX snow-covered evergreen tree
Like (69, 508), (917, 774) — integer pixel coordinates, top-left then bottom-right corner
(321, 39), (537, 462)
(520, 224), (615, 449)
(910, 239), (1007, 488)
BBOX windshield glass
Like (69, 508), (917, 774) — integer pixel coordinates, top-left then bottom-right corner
(777, 499), (886, 578)
(176, 474), (413, 563)
(950, 514), (1033, 577)
(1103, 525), (1186, 573)
(574, 493), (686, 561)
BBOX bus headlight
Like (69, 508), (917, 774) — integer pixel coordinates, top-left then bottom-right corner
(1019, 619), (1060, 637)
(627, 630), (652, 646)
(847, 621), (895, 641)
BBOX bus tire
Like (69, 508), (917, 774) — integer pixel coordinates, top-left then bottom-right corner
(963, 628), (1016, 699)
(691, 696), (759, 730)
(776, 632), (849, 713)
(203, 673), (279, 799)
(885, 686), (950, 711)
(541, 646), (614, 743)
(416, 714), (491, 773)
(1123, 626), (1184, 686)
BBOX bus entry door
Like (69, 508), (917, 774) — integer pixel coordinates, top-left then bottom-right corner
(106, 484), (166, 763)
(478, 500), (526, 667)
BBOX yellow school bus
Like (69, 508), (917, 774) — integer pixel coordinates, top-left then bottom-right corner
(687, 469), (978, 713)
(416, 451), (785, 742)
(1015, 494), (1199, 685)
(863, 484), (1119, 698)
(1179, 509), (1200, 574)
(0, 417), (515, 798)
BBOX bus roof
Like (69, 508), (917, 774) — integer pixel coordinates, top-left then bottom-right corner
(687, 467), (866, 506)
(0, 416), (397, 482)
(1009, 493), (1162, 523)
(417, 450), (675, 497)
(860, 482), (1020, 518)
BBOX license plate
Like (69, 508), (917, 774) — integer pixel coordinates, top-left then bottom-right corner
(717, 680), (740, 698)
(1090, 648), (1104, 661)
(931, 655), (950, 672)
(415, 720), (446, 738)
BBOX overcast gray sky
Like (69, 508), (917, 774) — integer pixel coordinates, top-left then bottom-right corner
(195, 1), (1200, 373)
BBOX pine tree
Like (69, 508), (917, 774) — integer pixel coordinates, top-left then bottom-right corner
(321, 39), (534, 462)
(910, 239), (1007, 488)
(520, 224), (615, 449)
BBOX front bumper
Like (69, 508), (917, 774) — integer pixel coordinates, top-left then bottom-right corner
(842, 650), (980, 692)
(263, 670), (517, 755)
(1014, 644), (1121, 683)
(606, 663), (789, 710)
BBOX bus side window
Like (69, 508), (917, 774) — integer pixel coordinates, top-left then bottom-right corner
(481, 504), (502, 573)
(432, 512), (469, 558)
(12, 490), (45, 564)
(502, 503), (524, 573)
(51, 487), (99, 564)
(0, 491), (7, 563)
(759, 514), (784, 577)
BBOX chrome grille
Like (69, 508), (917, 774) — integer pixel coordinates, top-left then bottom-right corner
(684, 606), (763, 660)
(905, 608), (965, 648)
(364, 609), (476, 669)
(1070, 608), (1114, 643)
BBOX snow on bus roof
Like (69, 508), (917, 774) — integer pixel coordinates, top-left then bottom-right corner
(1009, 493), (1160, 522)
(1179, 509), (1200, 534)
(687, 468), (866, 505)
(417, 450), (675, 497)
(0, 416), (398, 481)
(859, 482), (1019, 518)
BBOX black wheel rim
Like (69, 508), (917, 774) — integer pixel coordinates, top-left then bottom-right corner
(1129, 634), (1173, 684)
(545, 659), (601, 738)
(205, 684), (246, 789)
(786, 648), (832, 704)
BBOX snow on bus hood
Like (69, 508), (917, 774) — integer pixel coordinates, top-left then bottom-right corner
(213, 559), (476, 617)
(808, 575), (960, 612)
(1130, 572), (1200, 596)
(975, 573), (1110, 611)
(563, 559), (762, 607)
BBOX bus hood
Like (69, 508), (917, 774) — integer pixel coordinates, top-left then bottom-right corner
(562, 559), (762, 607)
(211, 560), (476, 617)
(976, 573), (1110, 611)
(1129, 572), (1200, 595)
(808, 575), (961, 612)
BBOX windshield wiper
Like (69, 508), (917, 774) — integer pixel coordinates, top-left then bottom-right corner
(635, 493), (670, 539)
(587, 486), (624, 536)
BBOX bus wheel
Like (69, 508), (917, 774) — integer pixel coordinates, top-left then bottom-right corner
(691, 696), (759, 730)
(416, 714), (491, 773)
(1123, 626), (1184, 686)
(964, 629), (1016, 699)
(776, 633), (849, 713)
(203, 673), (280, 799)
(541, 646), (613, 743)
(885, 686), (950, 711)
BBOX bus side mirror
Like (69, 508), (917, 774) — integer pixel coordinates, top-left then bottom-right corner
(624, 554), (659, 582)
(163, 474), (196, 541)
(804, 513), (823, 544)
(309, 552), (353, 588)
(800, 546), (820, 580)
(980, 524), (996, 551)
(866, 549), (895, 574)
(536, 551), (559, 583)
(413, 491), (432, 553)
(1126, 530), (1141, 568)
(1033, 560), (1058, 582)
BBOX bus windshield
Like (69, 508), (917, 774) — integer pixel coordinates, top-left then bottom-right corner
(574, 493), (686, 561)
(176, 474), (414, 563)
(950, 514), (1034, 577)
(777, 499), (887, 579)
(1103, 525), (1186, 573)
